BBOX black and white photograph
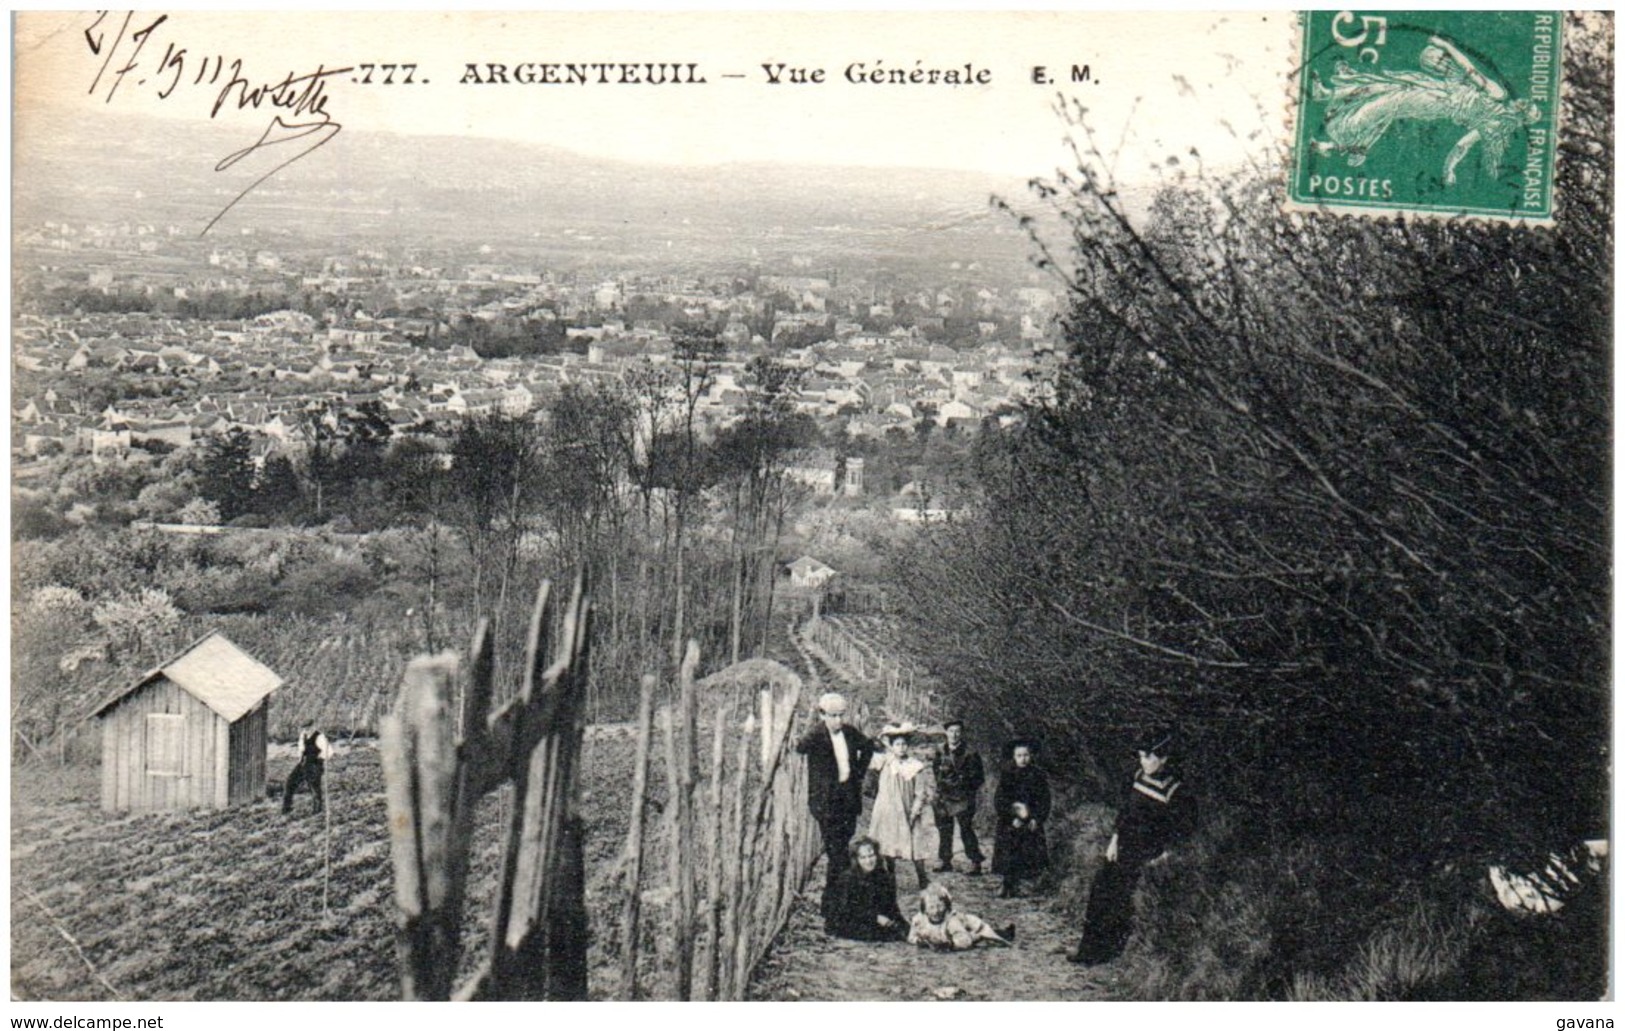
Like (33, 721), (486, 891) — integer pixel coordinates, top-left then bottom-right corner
(8, 9), (1612, 1013)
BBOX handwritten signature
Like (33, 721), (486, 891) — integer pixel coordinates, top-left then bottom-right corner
(84, 11), (349, 235)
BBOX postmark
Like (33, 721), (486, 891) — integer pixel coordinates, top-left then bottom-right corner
(1288, 11), (1562, 223)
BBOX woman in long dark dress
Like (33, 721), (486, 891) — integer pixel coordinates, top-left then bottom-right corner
(824, 836), (907, 941)
(1071, 730), (1198, 964)
(991, 740), (1052, 898)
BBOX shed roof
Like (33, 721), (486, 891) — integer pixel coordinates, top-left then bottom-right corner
(92, 630), (283, 723)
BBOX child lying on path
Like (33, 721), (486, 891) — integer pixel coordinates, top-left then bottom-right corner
(907, 882), (1015, 950)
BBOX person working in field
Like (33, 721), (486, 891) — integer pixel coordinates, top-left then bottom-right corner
(282, 725), (333, 816)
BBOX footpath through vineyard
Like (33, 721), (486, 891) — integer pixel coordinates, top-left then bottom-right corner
(749, 618), (1125, 1001)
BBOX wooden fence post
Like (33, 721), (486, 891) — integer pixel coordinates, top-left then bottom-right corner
(719, 710), (753, 1000)
(381, 574), (593, 1002)
(379, 651), (464, 1001)
(660, 704), (681, 997)
(699, 694), (730, 1000)
(677, 641), (700, 999)
(758, 686), (773, 772)
(619, 673), (658, 999)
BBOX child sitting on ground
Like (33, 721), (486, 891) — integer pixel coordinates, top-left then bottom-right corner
(907, 882), (1015, 950)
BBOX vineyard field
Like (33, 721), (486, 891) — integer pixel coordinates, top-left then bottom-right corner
(10, 729), (655, 1001)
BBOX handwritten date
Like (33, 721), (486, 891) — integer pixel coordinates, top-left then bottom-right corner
(82, 12), (417, 234)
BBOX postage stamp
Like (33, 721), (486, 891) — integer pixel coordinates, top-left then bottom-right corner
(1288, 11), (1562, 223)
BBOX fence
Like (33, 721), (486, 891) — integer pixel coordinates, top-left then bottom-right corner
(380, 574), (592, 1000)
(378, 579), (862, 1001)
(800, 614), (939, 722)
(619, 649), (822, 1000)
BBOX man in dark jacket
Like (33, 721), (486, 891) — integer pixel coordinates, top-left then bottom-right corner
(932, 717), (986, 874)
(796, 692), (875, 879)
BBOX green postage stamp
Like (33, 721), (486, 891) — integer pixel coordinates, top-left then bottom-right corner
(1289, 11), (1561, 223)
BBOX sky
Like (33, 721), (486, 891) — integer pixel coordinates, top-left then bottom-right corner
(14, 10), (1293, 182)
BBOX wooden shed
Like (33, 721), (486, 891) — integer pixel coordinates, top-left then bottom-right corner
(92, 630), (283, 812)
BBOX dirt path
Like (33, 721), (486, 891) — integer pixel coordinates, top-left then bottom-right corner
(748, 843), (1126, 1001)
(753, 619), (1126, 1001)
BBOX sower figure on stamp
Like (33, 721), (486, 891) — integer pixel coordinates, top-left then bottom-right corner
(796, 692), (875, 883)
(282, 725), (332, 816)
(932, 717), (987, 875)
(1310, 35), (1541, 186)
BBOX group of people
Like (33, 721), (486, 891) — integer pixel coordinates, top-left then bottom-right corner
(797, 692), (1196, 963)
(821, 837), (1015, 949)
(798, 696), (1031, 951)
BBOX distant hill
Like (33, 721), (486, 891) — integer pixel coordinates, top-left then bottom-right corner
(15, 108), (1047, 276)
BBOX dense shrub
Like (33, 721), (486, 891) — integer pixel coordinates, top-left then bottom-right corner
(898, 13), (1610, 998)
(13, 497), (71, 540)
(273, 554), (377, 617)
(164, 561), (273, 615)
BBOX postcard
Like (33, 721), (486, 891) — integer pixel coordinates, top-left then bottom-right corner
(10, 9), (1610, 1018)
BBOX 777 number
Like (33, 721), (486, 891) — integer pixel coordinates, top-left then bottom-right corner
(356, 63), (418, 85)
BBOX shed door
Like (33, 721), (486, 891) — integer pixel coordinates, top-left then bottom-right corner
(145, 713), (186, 776)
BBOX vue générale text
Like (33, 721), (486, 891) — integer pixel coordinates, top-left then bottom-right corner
(457, 62), (996, 86)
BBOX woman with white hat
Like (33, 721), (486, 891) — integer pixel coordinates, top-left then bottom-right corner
(866, 722), (939, 892)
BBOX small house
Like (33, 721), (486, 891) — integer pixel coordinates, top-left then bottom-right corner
(92, 631), (283, 812)
(786, 556), (837, 589)
(785, 450), (839, 494)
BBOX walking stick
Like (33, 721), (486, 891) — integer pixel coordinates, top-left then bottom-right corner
(321, 757), (334, 921)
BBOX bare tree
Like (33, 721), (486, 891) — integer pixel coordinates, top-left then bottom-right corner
(448, 412), (545, 632)
(902, 16), (1611, 870)
(712, 357), (813, 662)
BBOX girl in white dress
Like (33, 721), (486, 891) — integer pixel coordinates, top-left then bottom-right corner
(867, 723), (939, 891)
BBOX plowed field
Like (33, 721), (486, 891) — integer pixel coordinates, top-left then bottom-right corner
(11, 731), (650, 1001)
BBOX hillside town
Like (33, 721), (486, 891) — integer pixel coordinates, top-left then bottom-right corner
(14, 220), (1062, 500)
